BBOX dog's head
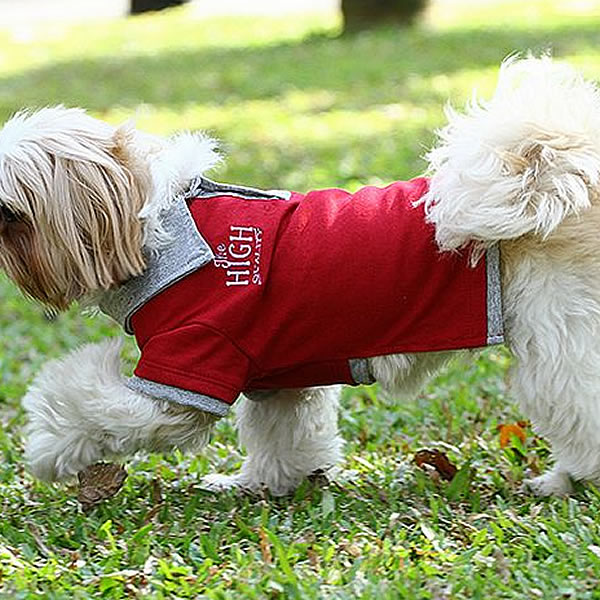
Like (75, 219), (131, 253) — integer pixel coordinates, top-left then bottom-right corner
(0, 107), (149, 309)
(423, 56), (600, 258)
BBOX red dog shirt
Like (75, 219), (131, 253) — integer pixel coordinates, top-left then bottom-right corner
(100, 177), (503, 416)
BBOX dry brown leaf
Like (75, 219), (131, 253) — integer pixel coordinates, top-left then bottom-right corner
(151, 478), (163, 505)
(258, 527), (272, 564)
(498, 422), (527, 448)
(414, 449), (457, 481)
(307, 547), (320, 570)
(77, 462), (127, 512)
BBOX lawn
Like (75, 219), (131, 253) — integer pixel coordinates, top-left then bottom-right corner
(1, 1), (600, 597)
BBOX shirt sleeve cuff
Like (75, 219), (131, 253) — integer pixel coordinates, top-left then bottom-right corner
(126, 376), (231, 417)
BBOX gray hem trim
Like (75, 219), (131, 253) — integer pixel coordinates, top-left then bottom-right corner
(127, 376), (230, 417)
(486, 244), (504, 345)
(348, 358), (376, 385)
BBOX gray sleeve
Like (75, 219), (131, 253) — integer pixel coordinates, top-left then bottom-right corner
(126, 376), (231, 417)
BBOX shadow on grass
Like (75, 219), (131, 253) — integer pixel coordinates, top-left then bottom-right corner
(1, 20), (600, 120)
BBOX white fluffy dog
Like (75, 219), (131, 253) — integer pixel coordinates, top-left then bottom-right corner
(2, 56), (600, 499)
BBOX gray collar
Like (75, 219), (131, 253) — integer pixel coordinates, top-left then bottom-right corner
(99, 191), (214, 334)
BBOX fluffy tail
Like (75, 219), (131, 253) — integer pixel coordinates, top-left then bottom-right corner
(423, 56), (600, 256)
(23, 339), (216, 481)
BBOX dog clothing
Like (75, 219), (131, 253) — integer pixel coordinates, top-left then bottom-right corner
(100, 177), (504, 416)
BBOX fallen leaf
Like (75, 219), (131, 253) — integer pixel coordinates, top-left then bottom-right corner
(307, 548), (320, 570)
(345, 543), (362, 558)
(151, 478), (162, 505)
(258, 527), (272, 564)
(77, 463), (127, 512)
(498, 423), (527, 448)
(414, 449), (457, 481)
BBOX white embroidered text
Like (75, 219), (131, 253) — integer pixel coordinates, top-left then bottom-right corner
(214, 225), (264, 287)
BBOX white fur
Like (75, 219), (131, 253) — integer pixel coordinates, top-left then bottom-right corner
(141, 131), (221, 249)
(423, 56), (600, 260)
(201, 387), (343, 496)
(11, 56), (600, 498)
(422, 55), (600, 494)
(23, 339), (216, 481)
(503, 248), (600, 493)
(0, 107), (116, 161)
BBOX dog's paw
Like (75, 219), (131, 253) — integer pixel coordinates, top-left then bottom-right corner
(523, 468), (573, 497)
(198, 473), (260, 494)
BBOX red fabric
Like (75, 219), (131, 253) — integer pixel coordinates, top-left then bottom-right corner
(131, 178), (490, 404)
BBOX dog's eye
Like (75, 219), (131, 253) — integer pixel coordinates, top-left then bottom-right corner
(0, 205), (21, 224)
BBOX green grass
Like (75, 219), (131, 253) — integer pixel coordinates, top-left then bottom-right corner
(2, 1), (600, 597)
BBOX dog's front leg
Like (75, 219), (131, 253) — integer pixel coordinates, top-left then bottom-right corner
(200, 386), (343, 496)
(23, 339), (217, 482)
(524, 464), (574, 497)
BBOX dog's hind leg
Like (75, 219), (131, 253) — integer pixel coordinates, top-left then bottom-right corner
(513, 332), (600, 496)
(200, 386), (343, 496)
(504, 256), (600, 496)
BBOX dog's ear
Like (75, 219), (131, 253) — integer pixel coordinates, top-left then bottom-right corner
(0, 107), (149, 308)
(422, 56), (600, 256)
(42, 121), (149, 299)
